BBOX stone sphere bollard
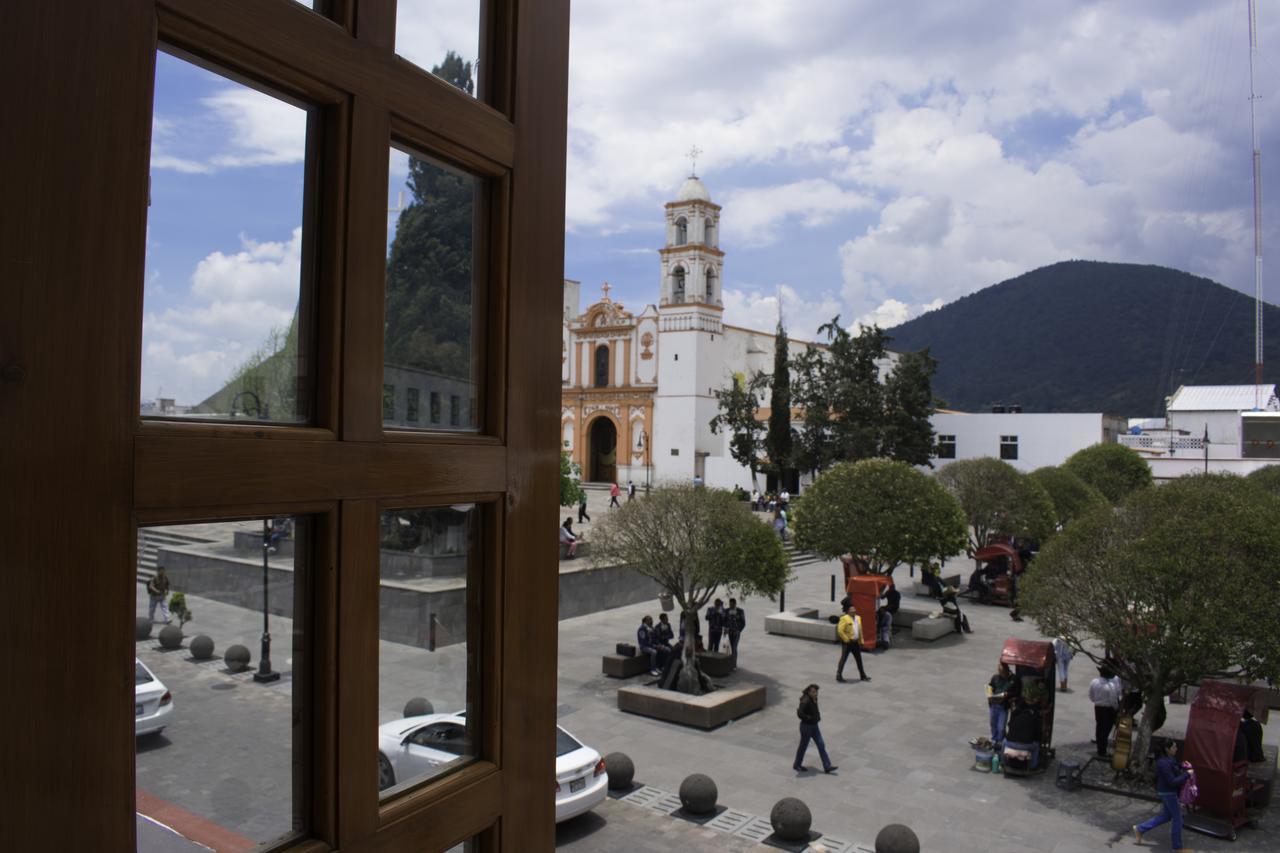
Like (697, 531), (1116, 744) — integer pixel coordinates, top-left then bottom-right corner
(136, 617), (153, 641)
(678, 773), (718, 815)
(604, 752), (634, 790)
(874, 823), (921, 853)
(769, 797), (812, 841)
(189, 635), (215, 660)
(403, 697), (434, 717)
(158, 624), (184, 650)
(224, 644), (251, 673)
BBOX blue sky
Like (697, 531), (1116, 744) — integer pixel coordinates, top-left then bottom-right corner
(143, 1), (1280, 404)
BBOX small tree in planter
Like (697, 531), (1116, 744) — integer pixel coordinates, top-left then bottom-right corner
(791, 458), (967, 576)
(168, 592), (193, 629)
(590, 484), (789, 695)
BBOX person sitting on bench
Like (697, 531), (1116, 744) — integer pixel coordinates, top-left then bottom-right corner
(636, 615), (664, 677)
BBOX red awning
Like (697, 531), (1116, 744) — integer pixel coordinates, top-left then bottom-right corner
(1000, 638), (1053, 671)
(974, 543), (1017, 562)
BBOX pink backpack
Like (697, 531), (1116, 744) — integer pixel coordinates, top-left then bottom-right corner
(1177, 762), (1198, 806)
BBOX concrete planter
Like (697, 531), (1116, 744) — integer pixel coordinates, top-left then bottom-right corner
(616, 684), (765, 730)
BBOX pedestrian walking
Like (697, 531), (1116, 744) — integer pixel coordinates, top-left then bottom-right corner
(147, 566), (172, 624)
(725, 598), (746, 667)
(1133, 740), (1194, 852)
(835, 606), (870, 682)
(1089, 665), (1122, 758)
(1052, 636), (1074, 691)
(577, 492), (590, 524)
(793, 684), (837, 773)
(627, 480), (636, 501)
(609, 482), (621, 508)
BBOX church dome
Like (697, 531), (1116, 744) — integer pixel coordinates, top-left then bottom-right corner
(675, 176), (711, 202)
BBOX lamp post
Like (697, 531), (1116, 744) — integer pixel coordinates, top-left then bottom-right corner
(253, 517), (280, 683)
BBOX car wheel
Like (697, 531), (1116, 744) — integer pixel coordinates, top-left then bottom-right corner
(378, 753), (395, 791)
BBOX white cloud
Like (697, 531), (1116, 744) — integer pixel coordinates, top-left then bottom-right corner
(852, 297), (946, 332)
(204, 88), (307, 168)
(191, 229), (303, 303)
(722, 284), (843, 340)
(721, 180), (872, 247)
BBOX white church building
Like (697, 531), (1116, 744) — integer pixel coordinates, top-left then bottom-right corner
(561, 175), (896, 490)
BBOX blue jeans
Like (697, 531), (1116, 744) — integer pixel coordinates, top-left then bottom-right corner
(794, 723), (832, 771)
(989, 704), (1008, 746)
(1137, 792), (1183, 849)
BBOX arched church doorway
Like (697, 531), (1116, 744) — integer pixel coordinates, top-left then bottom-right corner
(588, 417), (617, 483)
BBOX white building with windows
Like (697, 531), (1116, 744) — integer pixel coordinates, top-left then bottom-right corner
(561, 175), (896, 489)
(930, 410), (1128, 472)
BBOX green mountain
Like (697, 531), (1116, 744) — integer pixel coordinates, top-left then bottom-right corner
(884, 260), (1280, 416)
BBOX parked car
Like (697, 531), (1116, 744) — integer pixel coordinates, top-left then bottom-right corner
(134, 659), (173, 737)
(376, 713), (607, 822)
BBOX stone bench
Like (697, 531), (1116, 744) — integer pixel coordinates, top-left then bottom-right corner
(602, 653), (650, 678)
(617, 683), (766, 729)
(764, 608), (839, 643)
(912, 616), (956, 641)
(891, 606), (931, 629)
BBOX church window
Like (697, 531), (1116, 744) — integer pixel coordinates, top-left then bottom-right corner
(672, 266), (686, 303)
(675, 216), (687, 245)
(594, 344), (610, 387)
(705, 267), (716, 302)
(705, 218), (716, 246)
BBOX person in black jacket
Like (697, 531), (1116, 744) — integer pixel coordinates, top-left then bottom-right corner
(793, 684), (837, 774)
(704, 599), (726, 653)
(725, 598), (746, 667)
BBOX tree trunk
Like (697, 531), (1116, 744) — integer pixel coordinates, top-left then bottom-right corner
(1129, 680), (1163, 776)
(676, 608), (709, 695)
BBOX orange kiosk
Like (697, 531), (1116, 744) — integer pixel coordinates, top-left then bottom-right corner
(842, 555), (890, 650)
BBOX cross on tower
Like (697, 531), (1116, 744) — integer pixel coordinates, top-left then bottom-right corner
(687, 145), (702, 177)
(601, 282), (612, 300)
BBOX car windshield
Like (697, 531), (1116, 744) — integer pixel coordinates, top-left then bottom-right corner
(555, 727), (581, 757)
(134, 662), (153, 686)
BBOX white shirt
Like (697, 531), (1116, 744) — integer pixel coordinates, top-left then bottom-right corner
(1089, 676), (1121, 708)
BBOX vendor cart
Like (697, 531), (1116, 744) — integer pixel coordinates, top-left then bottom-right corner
(970, 544), (1023, 607)
(843, 570), (890, 651)
(998, 638), (1057, 776)
(1182, 680), (1272, 840)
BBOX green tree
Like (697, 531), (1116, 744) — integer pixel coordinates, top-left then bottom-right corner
(880, 348), (938, 467)
(560, 451), (585, 508)
(1062, 442), (1153, 504)
(935, 458), (1056, 554)
(1019, 473), (1280, 773)
(765, 322), (793, 481)
(1028, 466), (1108, 532)
(1246, 464), (1280, 497)
(791, 459), (967, 575)
(589, 485), (789, 694)
(201, 317), (300, 420)
(711, 371), (767, 489)
(384, 52), (477, 381)
(790, 343), (836, 475)
(789, 320), (888, 470)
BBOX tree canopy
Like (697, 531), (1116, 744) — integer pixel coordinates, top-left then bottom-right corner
(791, 459), (967, 575)
(710, 371), (766, 488)
(935, 457), (1056, 553)
(1062, 442), (1153, 504)
(879, 348), (938, 467)
(589, 485), (789, 693)
(1028, 465), (1108, 532)
(1019, 473), (1280, 772)
(560, 451), (585, 508)
(1246, 464), (1280, 498)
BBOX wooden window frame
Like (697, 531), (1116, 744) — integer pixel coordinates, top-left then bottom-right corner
(1, 0), (569, 851)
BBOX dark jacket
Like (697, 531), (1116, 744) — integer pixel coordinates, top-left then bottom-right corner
(726, 607), (746, 634)
(1154, 754), (1190, 794)
(147, 574), (170, 598)
(797, 692), (820, 725)
(704, 606), (725, 631)
(654, 621), (674, 647)
(1006, 707), (1041, 744)
(637, 623), (655, 650)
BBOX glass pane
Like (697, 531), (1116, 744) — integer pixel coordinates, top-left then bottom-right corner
(134, 518), (306, 851)
(142, 51), (312, 424)
(385, 147), (482, 432)
(378, 506), (479, 799)
(395, 3), (482, 99)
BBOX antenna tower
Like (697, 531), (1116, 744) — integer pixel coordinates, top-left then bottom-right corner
(1249, 0), (1264, 403)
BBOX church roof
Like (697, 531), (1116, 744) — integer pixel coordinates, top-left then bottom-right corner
(675, 176), (711, 202)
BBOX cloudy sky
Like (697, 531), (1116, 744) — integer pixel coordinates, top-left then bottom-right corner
(142, 0), (1278, 405)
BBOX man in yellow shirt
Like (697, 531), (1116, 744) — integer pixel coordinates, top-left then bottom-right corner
(836, 606), (870, 683)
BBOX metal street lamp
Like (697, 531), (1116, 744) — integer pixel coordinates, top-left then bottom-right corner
(637, 428), (651, 494)
(253, 517), (280, 683)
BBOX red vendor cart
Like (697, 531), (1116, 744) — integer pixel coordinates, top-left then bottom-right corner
(998, 638), (1057, 775)
(1182, 680), (1271, 840)
(844, 572), (890, 651)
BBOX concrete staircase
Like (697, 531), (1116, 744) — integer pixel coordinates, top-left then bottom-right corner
(783, 540), (823, 570)
(136, 528), (216, 582)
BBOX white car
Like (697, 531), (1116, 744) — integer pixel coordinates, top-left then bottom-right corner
(134, 659), (173, 737)
(376, 713), (608, 822)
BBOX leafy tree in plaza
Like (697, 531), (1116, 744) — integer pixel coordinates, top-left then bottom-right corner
(790, 343), (837, 475)
(1019, 473), (1280, 774)
(765, 322), (793, 481)
(789, 320), (887, 469)
(1063, 442), (1153, 505)
(711, 370), (767, 489)
(385, 52), (477, 381)
(1028, 466), (1108, 532)
(880, 348), (939, 467)
(589, 484), (789, 694)
(560, 451), (586, 508)
(791, 459), (967, 575)
(1246, 463), (1280, 497)
(935, 457), (1056, 554)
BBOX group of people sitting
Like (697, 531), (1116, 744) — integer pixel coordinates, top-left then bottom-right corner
(636, 598), (745, 678)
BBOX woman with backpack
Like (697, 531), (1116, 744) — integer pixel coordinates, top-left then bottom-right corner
(1133, 739), (1194, 852)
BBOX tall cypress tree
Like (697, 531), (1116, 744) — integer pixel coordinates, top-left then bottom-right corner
(881, 348), (938, 466)
(766, 321), (792, 484)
